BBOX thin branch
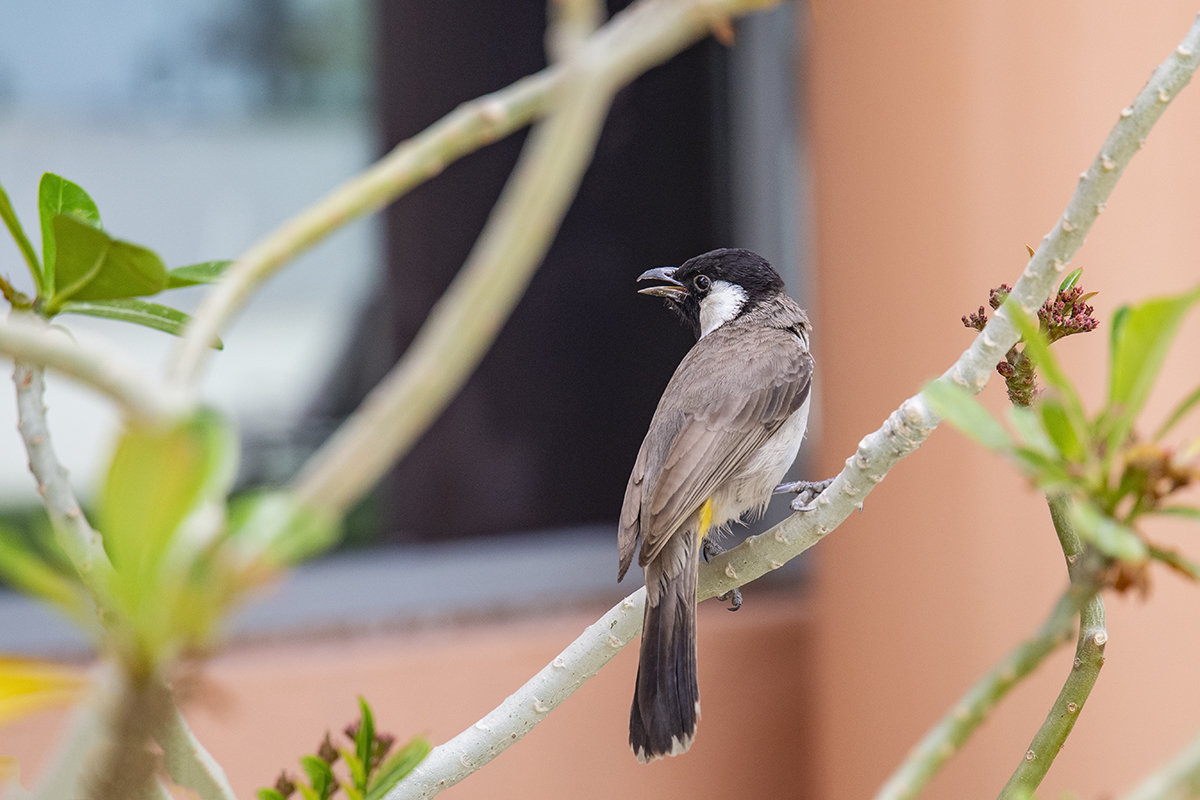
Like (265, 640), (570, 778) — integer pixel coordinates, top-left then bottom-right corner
(1, 313), (188, 423)
(697, 11), (1200, 604)
(389, 587), (647, 800)
(388, 16), (1200, 797)
(155, 701), (239, 800)
(999, 494), (1107, 797)
(12, 360), (112, 598)
(167, 0), (782, 391)
(874, 586), (1086, 800)
(1123, 729), (1200, 800)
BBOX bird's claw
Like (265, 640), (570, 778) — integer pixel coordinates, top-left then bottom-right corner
(716, 587), (742, 612)
(774, 477), (835, 511)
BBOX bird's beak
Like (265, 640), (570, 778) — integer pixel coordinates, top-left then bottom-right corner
(637, 266), (687, 300)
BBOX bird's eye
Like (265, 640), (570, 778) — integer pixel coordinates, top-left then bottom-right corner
(693, 274), (711, 292)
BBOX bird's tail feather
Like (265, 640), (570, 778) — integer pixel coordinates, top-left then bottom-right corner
(630, 533), (699, 763)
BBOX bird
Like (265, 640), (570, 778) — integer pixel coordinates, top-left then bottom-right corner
(618, 247), (815, 763)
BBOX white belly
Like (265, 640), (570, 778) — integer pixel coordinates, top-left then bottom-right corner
(708, 396), (811, 530)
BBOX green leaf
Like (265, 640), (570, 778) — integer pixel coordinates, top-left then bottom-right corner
(1153, 383), (1200, 441)
(48, 215), (167, 308)
(365, 737), (432, 800)
(300, 755), (334, 800)
(297, 786), (321, 800)
(1070, 502), (1147, 563)
(0, 178), (42, 288)
(343, 786), (365, 800)
(1011, 447), (1074, 491)
(1057, 267), (1082, 294)
(1104, 286), (1200, 449)
(99, 409), (235, 663)
(340, 748), (366, 790)
(357, 696), (376, 783)
(0, 526), (88, 621)
(256, 790), (288, 800)
(1008, 406), (1056, 456)
(167, 260), (232, 288)
(1156, 505), (1200, 520)
(923, 379), (1013, 452)
(38, 173), (101, 296)
(1039, 398), (1086, 463)
(57, 298), (223, 349)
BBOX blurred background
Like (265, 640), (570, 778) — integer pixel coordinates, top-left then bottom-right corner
(2, 1), (1200, 798)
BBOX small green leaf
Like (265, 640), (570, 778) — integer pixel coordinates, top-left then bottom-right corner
(1070, 502), (1147, 563)
(297, 786), (321, 800)
(256, 790), (288, 800)
(340, 748), (366, 789)
(1105, 286), (1200, 449)
(167, 260), (232, 288)
(48, 214), (168, 307)
(923, 379), (1014, 452)
(1011, 447), (1074, 490)
(300, 755), (334, 800)
(1154, 383), (1200, 441)
(1008, 406), (1056, 456)
(1057, 268), (1083, 294)
(365, 737), (432, 800)
(0, 526), (88, 621)
(343, 786), (365, 800)
(39, 173), (101, 295)
(1147, 543), (1200, 582)
(57, 298), (223, 349)
(357, 696), (376, 782)
(1039, 398), (1086, 463)
(0, 179), (42, 287)
(1156, 505), (1200, 520)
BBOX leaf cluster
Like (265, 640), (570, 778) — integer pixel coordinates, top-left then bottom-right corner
(258, 697), (431, 800)
(930, 278), (1200, 592)
(0, 172), (230, 343)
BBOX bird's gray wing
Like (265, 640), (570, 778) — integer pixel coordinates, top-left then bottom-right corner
(635, 326), (812, 568)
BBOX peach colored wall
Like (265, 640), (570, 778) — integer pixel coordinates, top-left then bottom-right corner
(807, 2), (1200, 798)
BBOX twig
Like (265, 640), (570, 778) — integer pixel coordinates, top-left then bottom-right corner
(874, 586), (1086, 799)
(1, 313), (188, 423)
(1123, 729), (1200, 800)
(168, 0), (782, 390)
(389, 15), (1200, 796)
(12, 359), (112, 599)
(388, 587), (647, 799)
(998, 494), (1107, 796)
(155, 700), (239, 800)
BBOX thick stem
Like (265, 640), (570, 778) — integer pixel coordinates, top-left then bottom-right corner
(996, 494), (1107, 797)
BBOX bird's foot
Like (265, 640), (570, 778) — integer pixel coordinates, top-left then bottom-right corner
(716, 587), (742, 612)
(774, 477), (836, 511)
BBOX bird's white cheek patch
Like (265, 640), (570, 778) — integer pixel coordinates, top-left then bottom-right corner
(698, 280), (748, 337)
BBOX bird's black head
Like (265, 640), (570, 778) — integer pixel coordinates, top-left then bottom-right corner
(637, 248), (785, 339)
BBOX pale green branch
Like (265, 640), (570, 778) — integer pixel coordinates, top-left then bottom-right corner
(168, 0), (781, 390)
(1, 313), (188, 423)
(291, 0), (780, 517)
(1124, 729), (1200, 800)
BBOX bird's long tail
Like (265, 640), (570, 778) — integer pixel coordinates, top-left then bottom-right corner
(630, 528), (699, 763)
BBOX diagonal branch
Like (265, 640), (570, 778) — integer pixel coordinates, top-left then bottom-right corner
(390, 14), (1200, 798)
(2, 313), (188, 423)
(168, 0), (783, 390)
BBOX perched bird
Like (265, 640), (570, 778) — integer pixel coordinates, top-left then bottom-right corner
(618, 248), (814, 763)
